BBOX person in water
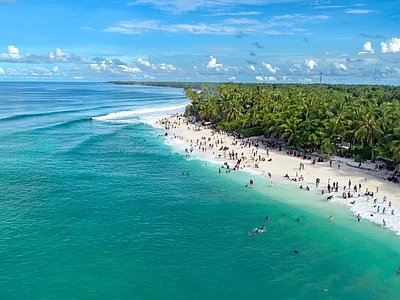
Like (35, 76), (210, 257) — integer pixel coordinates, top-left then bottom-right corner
(329, 215), (333, 222)
(396, 268), (400, 274)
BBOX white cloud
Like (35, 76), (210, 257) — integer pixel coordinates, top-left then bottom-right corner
(380, 38), (400, 53)
(262, 62), (280, 73)
(255, 75), (264, 81)
(0, 45), (21, 61)
(363, 41), (374, 53)
(0, 67), (4, 74)
(228, 76), (236, 81)
(272, 14), (329, 22)
(158, 63), (177, 71)
(119, 65), (141, 73)
(206, 56), (223, 69)
(345, 9), (376, 14)
(128, 0), (301, 13)
(255, 75), (277, 81)
(358, 41), (374, 55)
(305, 59), (317, 70)
(48, 48), (69, 62)
(0, 46), (91, 64)
(333, 61), (347, 71)
(299, 78), (312, 83)
(51, 66), (59, 72)
(249, 65), (255, 71)
(137, 57), (151, 67)
(103, 12), (329, 37)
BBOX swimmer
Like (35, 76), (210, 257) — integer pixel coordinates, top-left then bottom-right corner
(282, 212), (286, 216)
(329, 215), (333, 222)
(357, 214), (361, 222)
(396, 268), (400, 274)
(296, 217), (300, 222)
(265, 216), (269, 221)
(294, 249), (299, 254)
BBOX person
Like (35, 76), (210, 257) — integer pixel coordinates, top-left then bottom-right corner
(265, 216), (269, 221)
(357, 214), (361, 222)
(383, 219), (386, 227)
(296, 217), (300, 222)
(329, 215), (333, 222)
(396, 267), (400, 274)
(294, 249), (299, 254)
(252, 226), (265, 235)
(282, 212), (286, 216)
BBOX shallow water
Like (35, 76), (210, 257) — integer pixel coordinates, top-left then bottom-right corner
(1, 82), (400, 299)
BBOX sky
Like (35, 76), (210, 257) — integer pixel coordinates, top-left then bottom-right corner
(0, 0), (399, 84)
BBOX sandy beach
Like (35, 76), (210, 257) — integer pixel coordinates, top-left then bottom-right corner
(160, 115), (400, 235)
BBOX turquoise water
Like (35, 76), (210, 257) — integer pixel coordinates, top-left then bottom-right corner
(1, 82), (400, 299)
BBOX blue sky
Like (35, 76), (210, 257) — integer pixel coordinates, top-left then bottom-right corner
(0, 0), (399, 84)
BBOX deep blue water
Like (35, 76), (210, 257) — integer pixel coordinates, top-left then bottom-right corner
(1, 82), (400, 299)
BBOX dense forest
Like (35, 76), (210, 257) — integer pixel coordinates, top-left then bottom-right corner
(183, 83), (400, 165)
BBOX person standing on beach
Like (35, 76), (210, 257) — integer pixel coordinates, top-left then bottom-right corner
(357, 214), (361, 222)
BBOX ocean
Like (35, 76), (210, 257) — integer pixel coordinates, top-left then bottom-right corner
(0, 82), (399, 299)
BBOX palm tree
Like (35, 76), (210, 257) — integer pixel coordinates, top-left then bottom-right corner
(355, 113), (383, 162)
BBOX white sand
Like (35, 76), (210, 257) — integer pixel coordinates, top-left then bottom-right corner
(159, 115), (400, 235)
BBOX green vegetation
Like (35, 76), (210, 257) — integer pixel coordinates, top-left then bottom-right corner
(183, 83), (400, 165)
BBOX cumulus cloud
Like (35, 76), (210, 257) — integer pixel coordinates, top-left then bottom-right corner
(255, 76), (277, 81)
(206, 56), (223, 69)
(380, 38), (400, 53)
(48, 48), (69, 62)
(332, 61), (347, 71)
(0, 45), (21, 61)
(0, 45), (91, 64)
(358, 41), (374, 55)
(305, 59), (317, 70)
(0, 67), (4, 74)
(262, 62), (280, 73)
(158, 63), (177, 71)
(137, 57), (151, 67)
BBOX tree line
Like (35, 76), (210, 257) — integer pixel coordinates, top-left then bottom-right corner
(183, 83), (400, 165)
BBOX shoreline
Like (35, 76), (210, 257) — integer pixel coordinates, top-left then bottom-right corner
(158, 114), (400, 235)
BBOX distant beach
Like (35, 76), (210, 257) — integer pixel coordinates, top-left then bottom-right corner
(160, 114), (400, 235)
